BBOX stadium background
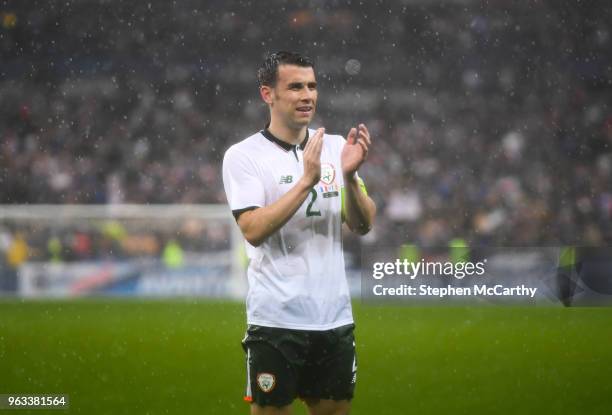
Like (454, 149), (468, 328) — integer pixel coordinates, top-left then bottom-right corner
(1, 0), (612, 413)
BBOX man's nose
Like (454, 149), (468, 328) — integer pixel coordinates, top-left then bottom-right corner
(300, 89), (315, 101)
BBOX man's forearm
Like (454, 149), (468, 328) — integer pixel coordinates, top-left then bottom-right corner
(343, 174), (376, 235)
(237, 178), (313, 246)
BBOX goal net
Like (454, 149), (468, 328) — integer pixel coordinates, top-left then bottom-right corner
(0, 204), (245, 298)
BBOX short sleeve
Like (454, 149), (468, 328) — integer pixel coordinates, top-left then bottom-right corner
(222, 146), (265, 214)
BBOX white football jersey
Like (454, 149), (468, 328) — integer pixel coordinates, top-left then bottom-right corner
(222, 128), (353, 330)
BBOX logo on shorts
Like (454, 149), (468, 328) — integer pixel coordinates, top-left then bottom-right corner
(257, 373), (276, 393)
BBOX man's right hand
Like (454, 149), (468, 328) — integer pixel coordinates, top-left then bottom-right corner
(301, 127), (324, 187)
(235, 127), (325, 247)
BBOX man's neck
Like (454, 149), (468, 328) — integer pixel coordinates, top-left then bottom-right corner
(267, 119), (307, 146)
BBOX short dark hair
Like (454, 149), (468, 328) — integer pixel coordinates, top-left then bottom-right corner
(257, 51), (314, 87)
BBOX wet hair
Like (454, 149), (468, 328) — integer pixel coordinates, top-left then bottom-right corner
(257, 51), (314, 87)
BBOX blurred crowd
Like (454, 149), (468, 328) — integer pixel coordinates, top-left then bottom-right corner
(1, 0), (611, 253)
(0, 215), (230, 271)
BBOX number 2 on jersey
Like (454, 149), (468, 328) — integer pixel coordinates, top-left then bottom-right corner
(306, 188), (321, 217)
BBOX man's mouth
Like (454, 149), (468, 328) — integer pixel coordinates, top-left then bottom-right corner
(296, 106), (313, 114)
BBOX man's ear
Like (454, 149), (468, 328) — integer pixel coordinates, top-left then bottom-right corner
(260, 85), (274, 105)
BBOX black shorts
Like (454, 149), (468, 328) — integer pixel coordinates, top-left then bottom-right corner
(241, 324), (357, 407)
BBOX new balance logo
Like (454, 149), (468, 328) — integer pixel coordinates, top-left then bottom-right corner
(279, 175), (293, 184)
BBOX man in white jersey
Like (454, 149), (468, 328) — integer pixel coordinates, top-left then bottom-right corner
(222, 51), (376, 415)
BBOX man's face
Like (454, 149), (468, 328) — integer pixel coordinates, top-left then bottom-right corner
(263, 64), (318, 130)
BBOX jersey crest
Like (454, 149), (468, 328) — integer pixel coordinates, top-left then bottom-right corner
(320, 163), (336, 185)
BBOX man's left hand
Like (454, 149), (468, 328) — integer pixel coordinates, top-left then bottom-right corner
(341, 123), (371, 177)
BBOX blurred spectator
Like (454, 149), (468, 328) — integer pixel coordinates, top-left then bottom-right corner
(7, 232), (28, 268)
